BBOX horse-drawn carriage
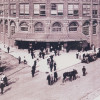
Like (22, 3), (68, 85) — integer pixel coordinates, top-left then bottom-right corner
(81, 51), (97, 64)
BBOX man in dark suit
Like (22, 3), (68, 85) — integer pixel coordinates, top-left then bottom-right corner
(47, 74), (51, 85)
(31, 65), (36, 77)
(82, 66), (86, 76)
(54, 71), (58, 82)
(7, 47), (10, 53)
(0, 80), (5, 94)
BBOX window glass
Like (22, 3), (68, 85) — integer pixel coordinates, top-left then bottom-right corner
(69, 22), (78, 31)
(34, 22), (44, 32)
(19, 3), (29, 16)
(34, 4), (46, 16)
(10, 4), (16, 16)
(83, 4), (90, 16)
(83, 21), (90, 35)
(0, 4), (3, 16)
(52, 22), (62, 32)
(20, 22), (28, 31)
(68, 4), (79, 16)
(51, 4), (63, 16)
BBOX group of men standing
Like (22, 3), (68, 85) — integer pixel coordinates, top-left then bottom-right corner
(0, 73), (8, 94)
(46, 55), (59, 85)
(47, 71), (58, 85)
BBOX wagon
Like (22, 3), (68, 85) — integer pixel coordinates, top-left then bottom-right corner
(81, 53), (97, 63)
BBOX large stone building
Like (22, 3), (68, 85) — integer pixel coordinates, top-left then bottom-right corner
(0, 0), (100, 50)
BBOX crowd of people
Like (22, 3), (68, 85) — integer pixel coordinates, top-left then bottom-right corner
(0, 43), (91, 95)
(21, 45), (88, 86)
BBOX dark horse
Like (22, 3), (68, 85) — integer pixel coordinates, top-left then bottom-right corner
(63, 69), (78, 83)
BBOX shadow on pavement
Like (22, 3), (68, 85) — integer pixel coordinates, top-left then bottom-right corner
(4, 87), (12, 93)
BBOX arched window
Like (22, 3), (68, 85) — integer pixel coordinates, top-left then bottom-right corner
(83, 21), (90, 35)
(34, 22), (44, 32)
(19, 22), (28, 31)
(93, 20), (97, 34)
(52, 22), (62, 32)
(10, 21), (16, 35)
(69, 22), (79, 31)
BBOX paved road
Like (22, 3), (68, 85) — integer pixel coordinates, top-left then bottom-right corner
(0, 50), (100, 100)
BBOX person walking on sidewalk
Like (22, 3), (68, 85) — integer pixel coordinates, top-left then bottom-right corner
(7, 47), (10, 53)
(31, 50), (35, 59)
(18, 56), (21, 64)
(31, 68), (35, 77)
(33, 60), (37, 67)
(82, 66), (86, 76)
(54, 71), (58, 82)
(0, 80), (5, 94)
(23, 56), (27, 64)
(54, 62), (56, 71)
(31, 65), (36, 77)
(47, 73), (51, 85)
(50, 61), (53, 72)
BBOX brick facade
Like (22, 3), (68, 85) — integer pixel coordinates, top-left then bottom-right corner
(0, 0), (100, 49)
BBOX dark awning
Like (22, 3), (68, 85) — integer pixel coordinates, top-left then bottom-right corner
(13, 33), (88, 42)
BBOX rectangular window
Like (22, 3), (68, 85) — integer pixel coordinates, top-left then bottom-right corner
(0, 4), (3, 16)
(34, 4), (46, 16)
(83, 4), (90, 16)
(34, 4), (39, 15)
(68, 4), (79, 16)
(92, 4), (98, 18)
(10, 4), (16, 16)
(25, 4), (29, 15)
(58, 4), (63, 15)
(51, 4), (63, 16)
(4, 4), (8, 16)
(93, 10), (97, 15)
(19, 3), (29, 16)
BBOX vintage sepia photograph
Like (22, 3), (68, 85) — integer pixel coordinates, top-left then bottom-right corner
(0, 0), (100, 100)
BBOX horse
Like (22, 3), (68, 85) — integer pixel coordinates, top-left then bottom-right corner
(63, 69), (78, 83)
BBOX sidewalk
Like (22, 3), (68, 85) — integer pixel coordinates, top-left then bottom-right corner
(0, 42), (81, 73)
(94, 95), (100, 100)
(81, 87), (100, 100)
